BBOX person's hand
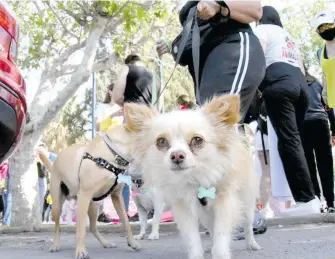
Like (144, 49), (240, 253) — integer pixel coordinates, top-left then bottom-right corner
(197, 1), (220, 20)
(331, 136), (335, 146)
(156, 39), (171, 57)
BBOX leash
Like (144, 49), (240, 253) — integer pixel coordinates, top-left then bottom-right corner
(153, 6), (199, 107)
(151, 47), (163, 111)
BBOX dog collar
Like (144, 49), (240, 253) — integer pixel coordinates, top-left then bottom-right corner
(103, 133), (132, 166)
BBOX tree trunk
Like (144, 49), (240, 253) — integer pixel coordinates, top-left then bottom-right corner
(10, 129), (43, 229)
(9, 16), (108, 228)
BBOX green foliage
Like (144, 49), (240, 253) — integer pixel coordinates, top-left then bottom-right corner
(60, 88), (92, 145)
(42, 87), (92, 152)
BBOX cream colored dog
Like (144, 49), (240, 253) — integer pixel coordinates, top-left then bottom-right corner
(39, 125), (140, 259)
(123, 95), (261, 259)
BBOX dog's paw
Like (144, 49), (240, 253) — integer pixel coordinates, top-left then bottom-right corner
(102, 243), (117, 249)
(134, 233), (145, 240)
(212, 251), (231, 259)
(148, 232), (159, 240)
(75, 249), (89, 259)
(127, 239), (141, 251)
(212, 254), (231, 259)
(49, 245), (60, 253)
(247, 241), (261, 251)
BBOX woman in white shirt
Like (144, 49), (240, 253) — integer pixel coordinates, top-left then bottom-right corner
(254, 6), (319, 217)
(95, 84), (123, 134)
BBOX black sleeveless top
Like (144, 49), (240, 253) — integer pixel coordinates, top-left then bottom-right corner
(124, 64), (153, 106)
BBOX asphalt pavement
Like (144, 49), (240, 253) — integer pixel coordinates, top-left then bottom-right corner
(1, 223), (335, 259)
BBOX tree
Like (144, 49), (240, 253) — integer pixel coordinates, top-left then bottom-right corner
(42, 88), (92, 152)
(281, 0), (328, 74)
(8, 0), (176, 229)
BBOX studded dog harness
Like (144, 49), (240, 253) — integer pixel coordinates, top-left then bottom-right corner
(82, 134), (131, 202)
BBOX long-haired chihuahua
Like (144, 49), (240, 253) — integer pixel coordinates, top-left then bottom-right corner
(124, 94), (261, 259)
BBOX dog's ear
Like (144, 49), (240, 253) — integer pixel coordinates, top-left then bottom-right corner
(204, 94), (240, 125)
(124, 103), (157, 132)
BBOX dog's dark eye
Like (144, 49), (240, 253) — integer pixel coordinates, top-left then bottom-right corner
(156, 137), (170, 149)
(190, 136), (204, 147)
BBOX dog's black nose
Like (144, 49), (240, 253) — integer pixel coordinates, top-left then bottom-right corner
(170, 151), (186, 164)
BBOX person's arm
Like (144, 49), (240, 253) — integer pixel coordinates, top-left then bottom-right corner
(109, 110), (122, 118)
(112, 65), (129, 107)
(224, 0), (262, 24)
(327, 109), (335, 135)
(197, 1), (262, 24)
(322, 95), (335, 132)
(327, 108), (335, 145)
(321, 95), (335, 145)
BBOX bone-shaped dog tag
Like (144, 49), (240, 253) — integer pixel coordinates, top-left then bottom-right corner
(197, 186), (216, 200)
(117, 174), (132, 187)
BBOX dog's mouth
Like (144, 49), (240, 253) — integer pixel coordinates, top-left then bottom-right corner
(170, 164), (194, 172)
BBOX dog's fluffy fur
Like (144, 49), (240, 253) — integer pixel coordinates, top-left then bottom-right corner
(124, 95), (261, 259)
(39, 125), (140, 259)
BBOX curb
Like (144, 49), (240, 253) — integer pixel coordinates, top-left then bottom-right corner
(1, 214), (335, 235)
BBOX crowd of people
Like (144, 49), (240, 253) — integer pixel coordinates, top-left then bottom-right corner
(155, 2), (335, 218)
(1, 1), (335, 228)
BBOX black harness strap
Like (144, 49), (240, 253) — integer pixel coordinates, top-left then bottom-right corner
(82, 152), (126, 202)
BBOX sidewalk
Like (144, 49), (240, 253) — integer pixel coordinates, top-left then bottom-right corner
(1, 213), (335, 234)
(1, 223), (335, 258)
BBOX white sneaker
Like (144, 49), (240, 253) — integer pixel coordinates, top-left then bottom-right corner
(261, 207), (275, 219)
(280, 197), (321, 217)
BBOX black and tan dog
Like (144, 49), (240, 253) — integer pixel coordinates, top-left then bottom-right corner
(39, 125), (140, 259)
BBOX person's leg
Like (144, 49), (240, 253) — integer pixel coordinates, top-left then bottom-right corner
(264, 84), (315, 203)
(2, 192), (6, 224)
(97, 199), (111, 223)
(2, 191), (12, 226)
(45, 205), (51, 222)
(258, 150), (271, 209)
(122, 184), (130, 213)
(313, 119), (335, 209)
(39, 178), (47, 217)
(300, 120), (321, 200)
(199, 32), (265, 122)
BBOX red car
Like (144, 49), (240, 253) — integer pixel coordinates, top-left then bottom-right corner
(0, 2), (26, 164)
